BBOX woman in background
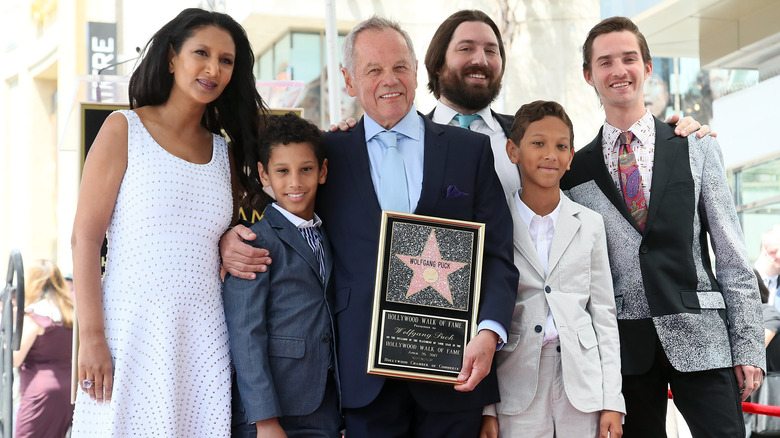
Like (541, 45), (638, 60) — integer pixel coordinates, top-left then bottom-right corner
(14, 260), (75, 438)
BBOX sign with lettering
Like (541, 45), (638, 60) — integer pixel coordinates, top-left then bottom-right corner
(87, 22), (118, 75)
(368, 212), (484, 383)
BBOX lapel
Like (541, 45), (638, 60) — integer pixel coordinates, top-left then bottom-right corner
(492, 110), (523, 182)
(644, 118), (688, 231)
(415, 115), (448, 214)
(491, 110), (513, 138)
(264, 207), (324, 284)
(580, 128), (640, 232)
(508, 191), (545, 279)
(343, 118), (382, 218)
(547, 196), (581, 276)
(320, 228), (334, 287)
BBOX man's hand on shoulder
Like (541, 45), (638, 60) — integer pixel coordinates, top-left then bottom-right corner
(328, 118), (357, 132)
(664, 113), (716, 138)
(219, 224), (271, 280)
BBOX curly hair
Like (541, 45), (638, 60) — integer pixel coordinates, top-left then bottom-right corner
(257, 112), (326, 170)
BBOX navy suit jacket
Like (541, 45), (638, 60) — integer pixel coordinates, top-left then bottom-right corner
(223, 206), (337, 423)
(317, 113), (518, 411)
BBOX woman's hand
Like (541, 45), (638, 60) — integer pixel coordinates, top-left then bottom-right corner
(78, 332), (114, 403)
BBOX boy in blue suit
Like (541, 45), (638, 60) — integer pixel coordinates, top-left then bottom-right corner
(223, 113), (340, 438)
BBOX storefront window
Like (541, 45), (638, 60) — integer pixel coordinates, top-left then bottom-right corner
(643, 56), (759, 126)
(255, 30), (362, 128)
(731, 154), (780, 259)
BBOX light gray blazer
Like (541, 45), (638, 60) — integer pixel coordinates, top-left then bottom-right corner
(491, 192), (625, 415)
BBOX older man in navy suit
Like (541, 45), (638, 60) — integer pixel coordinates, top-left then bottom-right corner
(222, 16), (517, 438)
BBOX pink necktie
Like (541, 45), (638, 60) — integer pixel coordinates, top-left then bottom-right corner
(617, 131), (647, 231)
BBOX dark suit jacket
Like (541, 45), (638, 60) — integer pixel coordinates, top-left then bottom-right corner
(223, 206), (337, 423)
(492, 111), (513, 139)
(317, 114), (517, 411)
(561, 117), (764, 375)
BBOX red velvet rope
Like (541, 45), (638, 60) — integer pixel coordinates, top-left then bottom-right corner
(668, 389), (780, 417)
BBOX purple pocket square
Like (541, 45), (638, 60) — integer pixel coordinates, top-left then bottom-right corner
(446, 185), (469, 199)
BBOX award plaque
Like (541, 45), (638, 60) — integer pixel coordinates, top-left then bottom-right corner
(367, 211), (485, 384)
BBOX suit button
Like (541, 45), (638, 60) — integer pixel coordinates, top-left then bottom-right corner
(321, 335), (331, 343)
(545, 286), (551, 293)
(640, 245), (649, 254)
(535, 325), (542, 333)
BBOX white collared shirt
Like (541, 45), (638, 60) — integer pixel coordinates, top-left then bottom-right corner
(271, 203), (323, 229)
(514, 191), (562, 345)
(431, 101), (521, 199)
(601, 108), (657, 204)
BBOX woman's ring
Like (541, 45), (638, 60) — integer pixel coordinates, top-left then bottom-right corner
(82, 379), (94, 389)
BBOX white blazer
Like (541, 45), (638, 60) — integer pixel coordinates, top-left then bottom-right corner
(492, 191), (625, 416)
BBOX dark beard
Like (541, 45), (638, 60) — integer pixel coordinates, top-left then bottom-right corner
(438, 67), (502, 112)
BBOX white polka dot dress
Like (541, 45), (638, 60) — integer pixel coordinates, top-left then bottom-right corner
(72, 110), (233, 437)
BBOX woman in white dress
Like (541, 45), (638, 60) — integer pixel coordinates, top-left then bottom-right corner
(70, 8), (267, 436)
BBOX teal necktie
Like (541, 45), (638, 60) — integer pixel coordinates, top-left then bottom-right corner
(376, 131), (410, 213)
(454, 113), (481, 130)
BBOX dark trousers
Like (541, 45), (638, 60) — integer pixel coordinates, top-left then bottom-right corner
(343, 379), (483, 438)
(232, 371), (342, 438)
(622, 339), (745, 437)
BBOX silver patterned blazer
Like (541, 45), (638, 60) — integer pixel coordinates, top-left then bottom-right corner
(561, 117), (765, 375)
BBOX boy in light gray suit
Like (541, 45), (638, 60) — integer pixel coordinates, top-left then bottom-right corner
(481, 101), (624, 438)
(223, 113), (341, 438)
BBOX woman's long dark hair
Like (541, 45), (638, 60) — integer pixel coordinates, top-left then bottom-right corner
(128, 8), (268, 201)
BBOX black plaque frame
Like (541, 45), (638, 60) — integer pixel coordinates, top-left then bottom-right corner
(368, 211), (485, 384)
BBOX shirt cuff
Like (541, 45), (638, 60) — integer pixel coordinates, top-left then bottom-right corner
(483, 403), (497, 416)
(477, 320), (507, 351)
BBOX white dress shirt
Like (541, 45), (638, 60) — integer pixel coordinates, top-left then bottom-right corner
(271, 203), (323, 229)
(431, 101), (521, 199)
(514, 191), (562, 344)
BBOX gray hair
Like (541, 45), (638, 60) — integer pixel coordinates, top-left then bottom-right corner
(341, 16), (417, 75)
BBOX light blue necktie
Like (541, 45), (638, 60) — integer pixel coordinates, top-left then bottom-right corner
(454, 113), (481, 130)
(376, 131), (409, 213)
